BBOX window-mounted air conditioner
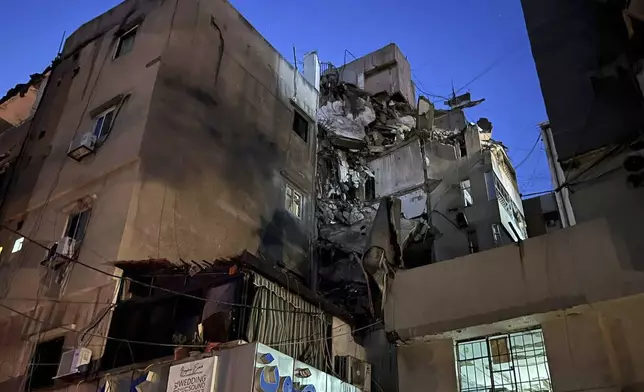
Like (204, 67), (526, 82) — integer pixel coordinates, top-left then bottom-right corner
(334, 356), (372, 392)
(68, 132), (97, 162)
(55, 348), (92, 379)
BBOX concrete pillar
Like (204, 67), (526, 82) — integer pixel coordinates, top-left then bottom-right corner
(397, 339), (458, 392)
(303, 52), (320, 91)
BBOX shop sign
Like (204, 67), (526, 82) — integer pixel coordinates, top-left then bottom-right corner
(166, 357), (218, 392)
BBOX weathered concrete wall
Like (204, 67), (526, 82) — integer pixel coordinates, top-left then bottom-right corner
(521, 0), (644, 160)
(564, 147), (644, 272)
(386, 218), (644, 340)
(397, 294), (644, 392)
(29, 0), (166, 211)
(0, 86), (38, 126)
(429, 150), (512, 263)
(397, 339), (458, 392)
(129, 0), (318, 279)
(0, 0), (168, 306)
(368, 139), (425, 198)
(338, 43), (416, 107)
(0, 282), (116, 386)
(331, 317), (366, 360)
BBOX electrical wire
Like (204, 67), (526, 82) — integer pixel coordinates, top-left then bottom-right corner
(513, 134), (541, 170)
(0, 224), (326, 316)
(0, 302), (205, 348)
(455, 41), (522, 95)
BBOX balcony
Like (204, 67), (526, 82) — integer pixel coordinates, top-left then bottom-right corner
(385, 218), (644, 341)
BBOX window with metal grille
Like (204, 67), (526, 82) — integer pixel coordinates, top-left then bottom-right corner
(285, 184), (303, 219)
(456, 329), (552, 392)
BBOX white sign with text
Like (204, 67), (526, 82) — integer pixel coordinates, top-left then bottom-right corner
(166, 357), (218, 392)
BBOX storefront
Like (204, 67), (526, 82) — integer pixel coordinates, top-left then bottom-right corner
(97, 342), (359, 392)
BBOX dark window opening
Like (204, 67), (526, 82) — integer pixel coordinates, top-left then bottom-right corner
(115, 26), (138, 59)
(365, 177), (376, 200)
(467, 230), (479, 254)
(458, 139), (467, 157)
(65, 209), (91, 242)
(543, 210), (560, 228)
(102, 275), (242, 371)
(24, 337), (64, 391)
(292, 110), (309, 142)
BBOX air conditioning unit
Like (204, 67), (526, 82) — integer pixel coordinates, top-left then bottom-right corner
(68, 132), (97, 162)
(334, 356), (371, 392)
(55, 348), (92, 379)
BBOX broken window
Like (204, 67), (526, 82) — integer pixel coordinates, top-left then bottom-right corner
(114, 25), (138, 59)
(466, 230), (479, 254)
(460, 179), (473, 207)
(292, 110), (309, 142)
(456, 329), (552, 392)
(25, 336), (65, 391)
(285, 184), (303, 219)
(92, 107), (115, 140)
(65, 209), (91, 242)
(492, 223), (502, 246)
(12, 237), (24, 253)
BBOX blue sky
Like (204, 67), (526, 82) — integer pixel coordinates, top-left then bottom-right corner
(0, 0), (551, 196)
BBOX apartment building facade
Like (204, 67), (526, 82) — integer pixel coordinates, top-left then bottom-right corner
(0, 0), (362, 390)
(382, 2), (644, 392)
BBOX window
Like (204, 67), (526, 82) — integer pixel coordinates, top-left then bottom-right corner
(114, 25), (138, 58)
(285, 184), (303, 219)
(492, 223), (502, 246)
(92, 108), (115, 140)
(292, 110), (309, 142)
(456, 329), (552, 392)
(460, 179), (473, 207)
(12, 237), (24, 253)
(466, 230), (479, 254)
(484, 172), (496, 200)
(24, 336), (65, 391)
(65, 209), (91, 242)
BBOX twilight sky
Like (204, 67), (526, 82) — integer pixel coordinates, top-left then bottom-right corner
(0, 0), (551, 196)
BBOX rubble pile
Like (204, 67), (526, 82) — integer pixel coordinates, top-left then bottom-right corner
(315, 72), (425, 319)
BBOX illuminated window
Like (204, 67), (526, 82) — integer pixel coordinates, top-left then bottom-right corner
(456, 329), (552, 392)
(460, 179), (473, 207)
(285, 184), (303, 219)
(12, 237), (24, 253)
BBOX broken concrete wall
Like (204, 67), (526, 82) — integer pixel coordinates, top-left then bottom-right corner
(337, 43), (416, 108)
(368, 139), (425, 198)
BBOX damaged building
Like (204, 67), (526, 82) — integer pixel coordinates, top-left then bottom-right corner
(315, 45), (528, 323)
